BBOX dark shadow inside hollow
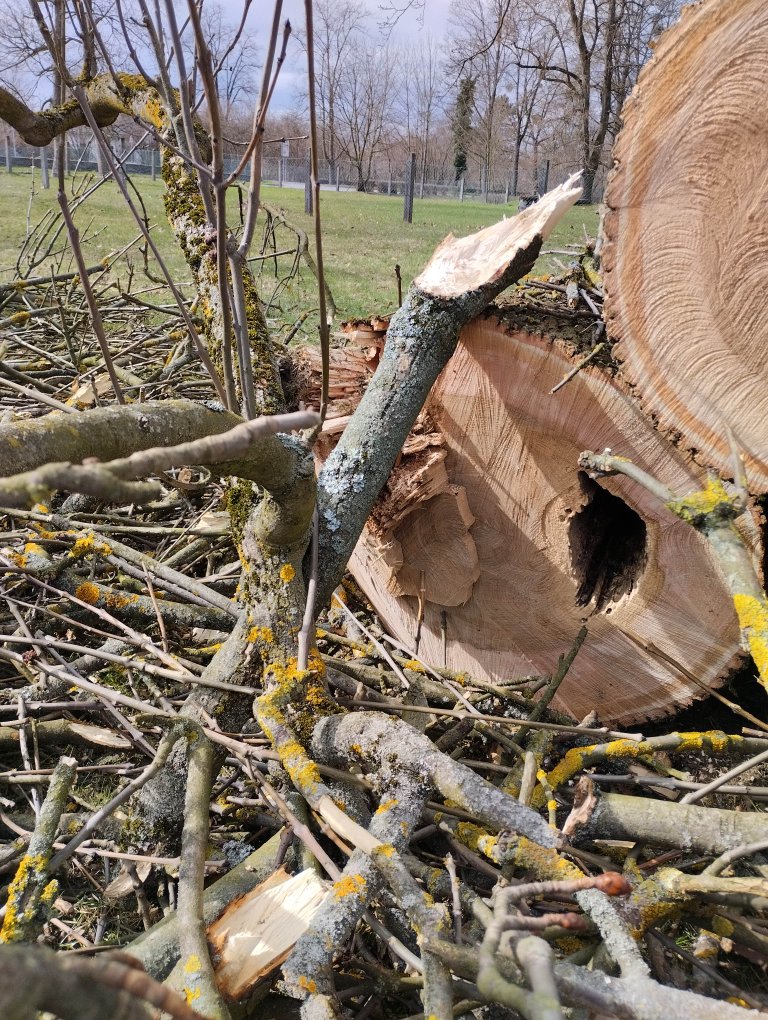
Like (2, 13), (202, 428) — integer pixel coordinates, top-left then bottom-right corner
(569, 471), (647, 613)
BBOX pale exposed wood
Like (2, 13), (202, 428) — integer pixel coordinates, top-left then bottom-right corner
(104, 861), (151, 901)
(209, 867), (329, 1002)
(393, 487), (480, 605)
(416, 173), (583, 298)
(295, 342), (378, 420)
(66, 722), (132, 748)
(603, 0), (768, 492)
(346, 315), (742, 725)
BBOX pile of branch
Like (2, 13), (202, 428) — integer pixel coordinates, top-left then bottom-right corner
(1, 527), (768, 1019)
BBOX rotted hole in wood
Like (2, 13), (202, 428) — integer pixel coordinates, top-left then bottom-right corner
(569, 471), (647, 614)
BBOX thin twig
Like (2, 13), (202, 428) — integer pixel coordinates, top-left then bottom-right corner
(304, 0), (330, 427)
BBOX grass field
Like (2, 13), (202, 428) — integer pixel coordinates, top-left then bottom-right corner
(0, 170), (599, 323)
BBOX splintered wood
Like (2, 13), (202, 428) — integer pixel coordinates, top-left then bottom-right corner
(312, 314), (743, 725)
(209, 868), (328, 1001)
(602, 0), (768, 491)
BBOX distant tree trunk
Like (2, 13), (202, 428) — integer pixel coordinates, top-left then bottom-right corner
(582, 162), (597, 205)
(511, 133), (521, 196)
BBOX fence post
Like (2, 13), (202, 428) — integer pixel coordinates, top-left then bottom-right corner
(278, 154), (283, 187)
(5, 136), (11, 174)
(335, 165), (340, 191)
(150, 149), (156, 181)
(504, 180), (509, 204)
(387, 167), (392, 196)
(459, 175), (465, 202)
(304, 154), (313, 215)
(39, 147), (49, 189)
(540, 159), (550, 194)
(403, 152), (416, 223)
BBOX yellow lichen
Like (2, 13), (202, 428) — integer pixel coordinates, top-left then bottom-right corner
(248, 625), (275, 644)
(104, 591), (140, 610)
(539, 730), (742, 804)
(454, 822), (499, 862)
(711, 915), (735, 938)
(305, 680), (332, 711)
(183, 954), (201, 973)
(332, 874), (366, 899)
(402, 659), (425, 672)
(23, 542), (44, 556)
(195, 643), (222, 655)
(279, 563), (296, 583)
(512, 837), (584, 881)
(74, 581), (101, 605)
(733, 593), (768, 683)
(666, 477), (733, 524)
(9, 311), (31, 325)
(628, 886), (681, 938)
(258, 725), (323, 795)
(70, 532), (112, 559)
(0, 853), (52, 943)
(298, 976), (318, 994)
(375, 799), (399, 815)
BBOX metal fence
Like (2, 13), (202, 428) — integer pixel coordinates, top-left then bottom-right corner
(3, 142), (594, 203)
(256, 155), (584, 203)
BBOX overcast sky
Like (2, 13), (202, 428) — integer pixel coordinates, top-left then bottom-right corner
(226, 0), (454, 111)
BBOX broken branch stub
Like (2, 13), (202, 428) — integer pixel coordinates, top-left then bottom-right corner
(602, 0), (768, 491)
(415, 172), (583, 298)
(314, 176), (583, 611)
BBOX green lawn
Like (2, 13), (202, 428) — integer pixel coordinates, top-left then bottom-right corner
(0, 170), (598, 325)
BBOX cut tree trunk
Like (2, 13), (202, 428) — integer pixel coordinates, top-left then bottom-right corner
(602, 0), (768, 491)
(306, 312), (743, 725)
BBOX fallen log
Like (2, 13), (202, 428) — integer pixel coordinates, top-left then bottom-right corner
(602, 0), (768, 490)
(305, 310), (744, 725)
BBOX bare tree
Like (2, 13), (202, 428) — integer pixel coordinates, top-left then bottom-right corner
(186, 1), (260, 120)
(501, 6), (550, 195)
(334, 37), (398, 190)
(397, 35), (446, 190)
(311, 0), (366, 178)
(448, 0), (517, 189)
(517, 0), (679, 201)
(609, 0), (680, 135)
